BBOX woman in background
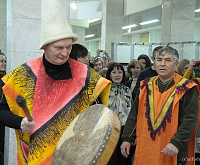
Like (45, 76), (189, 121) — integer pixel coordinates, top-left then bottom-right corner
(126, 60), (143, 93)
(106, 62), (132, 165)
(177, 59), (195, 79)
(137, 54), (152, 69)
(93, 56), (104, 73)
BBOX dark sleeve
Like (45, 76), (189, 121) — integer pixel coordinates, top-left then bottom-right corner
(170, 86), (199, 150)
(122, 91), (139, 143)
(132, 72), (144, 100)
(0, 87), (23, 129)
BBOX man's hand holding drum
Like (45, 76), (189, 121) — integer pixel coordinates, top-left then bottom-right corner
(120, 141), (131, 158)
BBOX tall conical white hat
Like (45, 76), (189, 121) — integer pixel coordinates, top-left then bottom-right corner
(40, 0), (78, 49)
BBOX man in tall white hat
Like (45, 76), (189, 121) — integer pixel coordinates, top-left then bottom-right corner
(0, 0), (111, 164)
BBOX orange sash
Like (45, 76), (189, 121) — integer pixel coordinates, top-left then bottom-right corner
(134, 74), (199, 165)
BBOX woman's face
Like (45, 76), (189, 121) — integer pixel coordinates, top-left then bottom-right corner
(130, 63), (141, 77)
(0, 55), (6, 71)
(138, 58), (146, 69)
(94, 60), (103, 72)
(90, 56), (95, 64)
(110, 66), (123, 85)
(183, 64), (189, 74)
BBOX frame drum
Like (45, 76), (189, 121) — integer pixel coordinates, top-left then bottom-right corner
(51, 104), (120, 165)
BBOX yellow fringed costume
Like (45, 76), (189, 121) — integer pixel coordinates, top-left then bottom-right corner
(2, 57), (111, 165)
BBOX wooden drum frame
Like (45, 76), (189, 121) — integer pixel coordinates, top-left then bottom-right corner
(51, 104), (121, 165)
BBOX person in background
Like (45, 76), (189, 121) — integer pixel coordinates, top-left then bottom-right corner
(96, 49), (111, 68)
(195, 60), (200, 71)
(126, 60), (143, 93)
(94, 56), (104, 73)
(106, 62), (132, 165)
(0, 0), (111, 164)
(96, 49), (101, 56)
(100, 51), (111, 68)
(121, 46), (199, 165)
(0, 50), (6, 165)
(137, 54), (152, 69)
(89, 55), (95, 65)
(177, 59), (195, 79)
(0, 51), (6, 77)
(132, 46), (163, 100)
(70, 43), (89, 65)
(182, 59), (200, 165)
(87, 51), (94, 68)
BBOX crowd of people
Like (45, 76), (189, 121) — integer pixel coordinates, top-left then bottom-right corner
(74, 46), (200, 165)
(66, 42), (200, 165)
(0, 0), (200, 165)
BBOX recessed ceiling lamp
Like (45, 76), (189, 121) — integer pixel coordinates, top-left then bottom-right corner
(71, 1), (77, 10)
(140, 19), (159, 25)
(195, 9), (200, 12)
(85, 34), (95, 38)
(122, 24), (137, 30)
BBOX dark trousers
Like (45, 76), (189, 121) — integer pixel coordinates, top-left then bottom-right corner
(107, 126), (135, 165)
(177, 162), (186, 165)
(195, 153), (200, 165)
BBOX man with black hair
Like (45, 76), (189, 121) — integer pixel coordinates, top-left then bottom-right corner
(70, 43), (89, 65)
(121, 46), (199, 165)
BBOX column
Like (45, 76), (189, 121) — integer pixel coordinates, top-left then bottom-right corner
(72, 26), (86, 46)
(5, 0), (70, 165)
(161, 0), (196, 59)
(161, 0), (196, 42)
(0, 0), (6, 53)
(101, 0), (123, 55)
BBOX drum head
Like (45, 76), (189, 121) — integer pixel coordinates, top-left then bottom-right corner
(51, 104), (120, 165)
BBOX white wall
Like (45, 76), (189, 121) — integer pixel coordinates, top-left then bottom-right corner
(70, 1), (102, 19)
(9, 0), (43, 70)
(124, 0), (162, 15)
(88, 41), (100, 57)
(149, 30), (161, 43)
(195, 20), (200, 41)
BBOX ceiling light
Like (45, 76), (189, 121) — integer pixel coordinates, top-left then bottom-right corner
(71, 2), (77, 10)
(85, 34), (95, 38)
(195, 9), (200, 12)
(122, 24), (137, 30)
(140, 19), (159, 25)
(88, 19), (101, 24)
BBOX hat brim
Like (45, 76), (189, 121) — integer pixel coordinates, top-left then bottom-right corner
(39, 33), (78, 49)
